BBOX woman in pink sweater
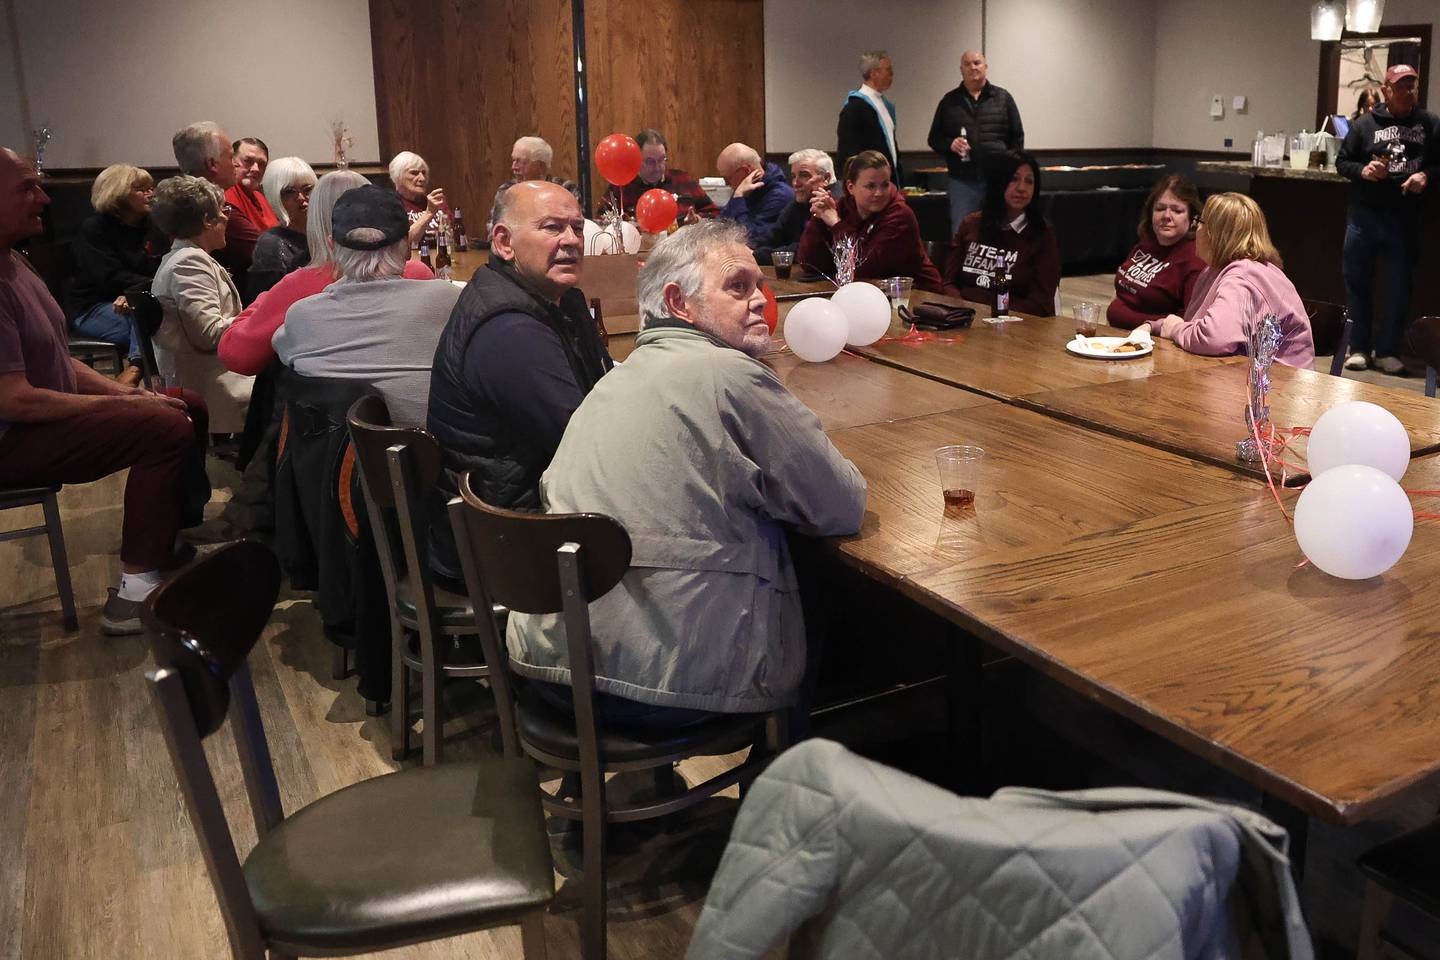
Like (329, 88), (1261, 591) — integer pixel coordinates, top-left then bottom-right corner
(1144, 192), (1314, 368)
(219, 170), (434, 375)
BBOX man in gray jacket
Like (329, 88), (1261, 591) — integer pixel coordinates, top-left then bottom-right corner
(507, 219), (867, 724)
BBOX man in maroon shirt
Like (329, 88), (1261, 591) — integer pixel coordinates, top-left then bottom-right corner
(0, 147), (209, 634)
(173, 121), (259, 297)
(600, 128), (718, 223)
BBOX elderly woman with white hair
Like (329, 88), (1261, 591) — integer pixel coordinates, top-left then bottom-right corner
(219, 170), (436, 375)
(150, 176), (254, 433)
(388, 150), (452, 245)
(246, 156), (316, 299)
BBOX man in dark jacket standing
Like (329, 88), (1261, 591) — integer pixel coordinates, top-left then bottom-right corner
(1338, 63), (1440, 373)
(927, 50), (1025, 233)
(426, 180), (611, 581)
(837, 51), (899, 183)
(716, 142), (796, 247)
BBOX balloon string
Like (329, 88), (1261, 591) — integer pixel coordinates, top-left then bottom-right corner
(877, 323), (958, 346)
(1405, 489), (1440, 496)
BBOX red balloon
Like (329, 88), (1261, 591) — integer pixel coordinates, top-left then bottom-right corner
(635, 189), (679, 233)
(595, 133), (642, 186)
(761, 281), (778, 333)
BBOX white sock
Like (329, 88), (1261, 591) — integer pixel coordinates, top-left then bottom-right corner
(117, 569), (165, 602)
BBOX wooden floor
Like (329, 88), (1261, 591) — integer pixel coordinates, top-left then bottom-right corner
(3, 275), (1437, 959)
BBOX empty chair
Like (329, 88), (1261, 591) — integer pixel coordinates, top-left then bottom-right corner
(689, 738), (1313, 960)
(1407, 315), (1440, 397)
(448, 481), (785, 960)
(0, 484), (77, 630)
(143, 539), (553, 959)
(346, 394), (494, 765)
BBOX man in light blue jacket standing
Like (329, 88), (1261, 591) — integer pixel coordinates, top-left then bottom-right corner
(506, 220), (866, 726)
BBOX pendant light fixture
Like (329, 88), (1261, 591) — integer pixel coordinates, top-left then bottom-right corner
(1310, 1), (1344, 40)
(1346, 0), (1385, 34)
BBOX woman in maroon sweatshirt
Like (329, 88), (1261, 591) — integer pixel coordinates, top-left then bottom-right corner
(797, 151), (943, 291)
(942, 151), (1060, 315)
(1106, 174), (1206, 329)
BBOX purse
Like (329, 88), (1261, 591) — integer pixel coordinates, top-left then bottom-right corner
(900, 302), (975, 330)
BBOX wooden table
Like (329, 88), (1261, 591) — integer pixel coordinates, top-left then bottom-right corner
(1018, 363), (1440, 485)
(827, 403), (1440, 824)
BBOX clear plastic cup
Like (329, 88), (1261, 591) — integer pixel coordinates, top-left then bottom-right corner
(1072, 301), (1101, 336)
(934, 445), (984, 510)
(881, 276), (915, 316)
(772, 249), (795, 279)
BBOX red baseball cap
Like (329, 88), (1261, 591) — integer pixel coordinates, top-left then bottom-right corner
(1386, 64), (1419, 85)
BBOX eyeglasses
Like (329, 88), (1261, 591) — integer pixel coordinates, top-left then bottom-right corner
(281, 185), (313, 198)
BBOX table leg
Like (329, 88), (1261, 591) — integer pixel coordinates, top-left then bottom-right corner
(946, 636), (984, 794)
(1260, 793), (1310, 883)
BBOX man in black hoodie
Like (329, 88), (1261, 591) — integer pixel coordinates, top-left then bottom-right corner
(1338, 63), (1440, 373)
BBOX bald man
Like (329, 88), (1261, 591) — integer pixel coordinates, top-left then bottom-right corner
(927, 49), (1025, 230)
(715, 142), (796, 247)
(426, 181), (612, 582)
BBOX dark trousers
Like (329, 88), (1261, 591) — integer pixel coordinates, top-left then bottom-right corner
(0, 390), (208, 569)
(1343, 203), (1422, 358)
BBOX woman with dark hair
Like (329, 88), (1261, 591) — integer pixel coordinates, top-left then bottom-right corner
(1106, 174), (1206, 329)
(941, 151), (1059, 315)
(796, 149), (943, 290)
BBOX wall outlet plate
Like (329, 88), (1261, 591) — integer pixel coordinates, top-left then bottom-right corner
(1233, 95), (1248, 112)
(1210, 95), (1225, 119)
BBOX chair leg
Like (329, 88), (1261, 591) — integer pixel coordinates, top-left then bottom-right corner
(331, 644), (348, 680)
(420, 632), (442, 766)
(579, 768), (609, 960)
(520, 909), (548, 960)
(41, 492), (77, 631)
(390, 625), (410, 761)
(1357, 880), (1394, 960)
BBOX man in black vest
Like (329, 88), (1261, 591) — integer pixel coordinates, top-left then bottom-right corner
(927, 50), (1025, 234)
(426, 180), (611, 582)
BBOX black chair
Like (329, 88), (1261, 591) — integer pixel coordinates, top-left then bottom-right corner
(345, 396), (494, 765)
(125, 284), (163, 389)
(448, 479), (785, 960)
(0, 484), (77, 630)
(144, 540), (554, 960)
(1407, 315), (1440, 397)
(1357, 819), (1440, 959)
(1329, 316), (1353, 378)
(925, 239), (950, 278)
(66, 334), (126, 374)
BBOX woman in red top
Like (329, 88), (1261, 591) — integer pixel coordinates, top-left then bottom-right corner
(942, 151), (1060, 315)
(1106, 174), (1206, 329)
(797, 151), (943, 291)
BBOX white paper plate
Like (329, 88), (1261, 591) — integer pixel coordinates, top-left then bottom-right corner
(1065, 336), (1153, 360)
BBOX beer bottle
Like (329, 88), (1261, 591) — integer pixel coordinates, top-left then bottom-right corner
(435, 231), (453, 280)
(993, 262), (1012, 319)
(420, 237), (433, 271)
(453, 208), (468, 252)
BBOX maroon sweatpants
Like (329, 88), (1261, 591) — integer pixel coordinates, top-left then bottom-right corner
(0, 390), (206, 569)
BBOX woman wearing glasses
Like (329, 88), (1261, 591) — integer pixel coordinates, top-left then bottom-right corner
(247, 157), (317, 299)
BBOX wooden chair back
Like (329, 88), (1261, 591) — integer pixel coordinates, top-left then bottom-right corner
(1408, 316), (1440, 397)
(143, 540), (284, 959)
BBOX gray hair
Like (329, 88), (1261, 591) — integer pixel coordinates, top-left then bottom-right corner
(261, 157), (316, 227)
(387, 150), (428, 187)
(306, 170), (370, 274)
(637, 219), (749, 328)
(787, 148), (835, 180)
(150, 176), (224, 240)
(172, 121), (228, 176)
(333, 235), (410, 282)
(859, 50), (889, 81)
(513, 136), (553, 165)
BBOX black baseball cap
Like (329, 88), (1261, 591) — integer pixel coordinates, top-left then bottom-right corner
(331, 185), (409, 249)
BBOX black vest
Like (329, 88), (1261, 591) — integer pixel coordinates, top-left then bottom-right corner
(426, 258), (609, 578)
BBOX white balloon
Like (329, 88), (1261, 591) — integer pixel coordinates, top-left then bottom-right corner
(1293, 463), (1413, 579)
(581, 220), (640, 255)
(1306, 400), (1410, 481)
(784, 297), (849, 362)
(831, 282), (891, 346)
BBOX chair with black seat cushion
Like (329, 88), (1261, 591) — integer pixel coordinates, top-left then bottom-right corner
(448, 479), (786, 960)
(1357, 818), (1440, 959)
(1407, 315), (1440, 397)
(143, 539), (553, 960)
(66, 335), (126, 374)
(124, 284), (163, 389)
(346, 395), (497, 765)
(0, 484), (77, 630)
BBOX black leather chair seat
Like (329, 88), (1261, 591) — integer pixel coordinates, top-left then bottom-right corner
(1358, 818), (1440, 918)
(0, 484), (59, 505)
(395, 574), (479, 634)
(516, 683), (763, 765)
(244, 756), (553, 954)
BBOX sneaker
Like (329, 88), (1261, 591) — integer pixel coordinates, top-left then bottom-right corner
(1343, 353), (1370, 371)
(100, 588), (145, 636)
(1375, 355), (1406, 375)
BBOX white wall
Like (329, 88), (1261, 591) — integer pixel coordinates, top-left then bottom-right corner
(988, 0), (1156, 149)
(1153, 0), (1440, 151)
(0, 0), (379, 169)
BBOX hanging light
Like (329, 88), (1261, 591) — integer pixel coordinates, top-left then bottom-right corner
(1346, 0), (1384, 33)
(1311, 1), (1344, 40)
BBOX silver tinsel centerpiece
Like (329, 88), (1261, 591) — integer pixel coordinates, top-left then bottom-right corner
(1236, 313), (1283, 463)
(830, 235), (865, 286)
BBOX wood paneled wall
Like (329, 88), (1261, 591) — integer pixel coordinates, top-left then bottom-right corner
(584, 0), (765, 193)
(369, 0), (765, 219)
(370, 0), (577, 223)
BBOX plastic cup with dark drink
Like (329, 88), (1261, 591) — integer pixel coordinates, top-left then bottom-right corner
(772, 250), (795, 279)
(1072, 301), (1100, 336)
(934, 445), (984, 510)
